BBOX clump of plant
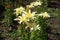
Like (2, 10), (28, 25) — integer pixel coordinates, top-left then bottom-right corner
(10, 0), (50, 40)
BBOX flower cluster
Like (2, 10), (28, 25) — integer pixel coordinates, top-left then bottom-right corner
(14, 10), (36, 24)
(14, 7), (25, 16)
(26, 1), (41, 8)
(14, 1), (50, 31)
(36, 12), (50, 18)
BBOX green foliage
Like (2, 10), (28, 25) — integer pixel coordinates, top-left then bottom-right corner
(36, 16), (48, 40)
(3, 8), (14, 26)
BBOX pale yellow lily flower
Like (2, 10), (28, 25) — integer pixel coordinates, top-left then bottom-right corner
(26, 22), (40, 31)
(34, 24), (40, 30)
(26, 1), (41, 8)
(27, 4), (34, 8)
(39, 12), (50, 18)
(33, 1), (41, 6)
(19, 14), (27, 24)
(14, 7), (25, 16)
(26, 10), (36, 19)
(14, 14), (27, 24)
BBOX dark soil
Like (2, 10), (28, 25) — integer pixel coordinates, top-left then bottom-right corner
(47, 17), (60, 40)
